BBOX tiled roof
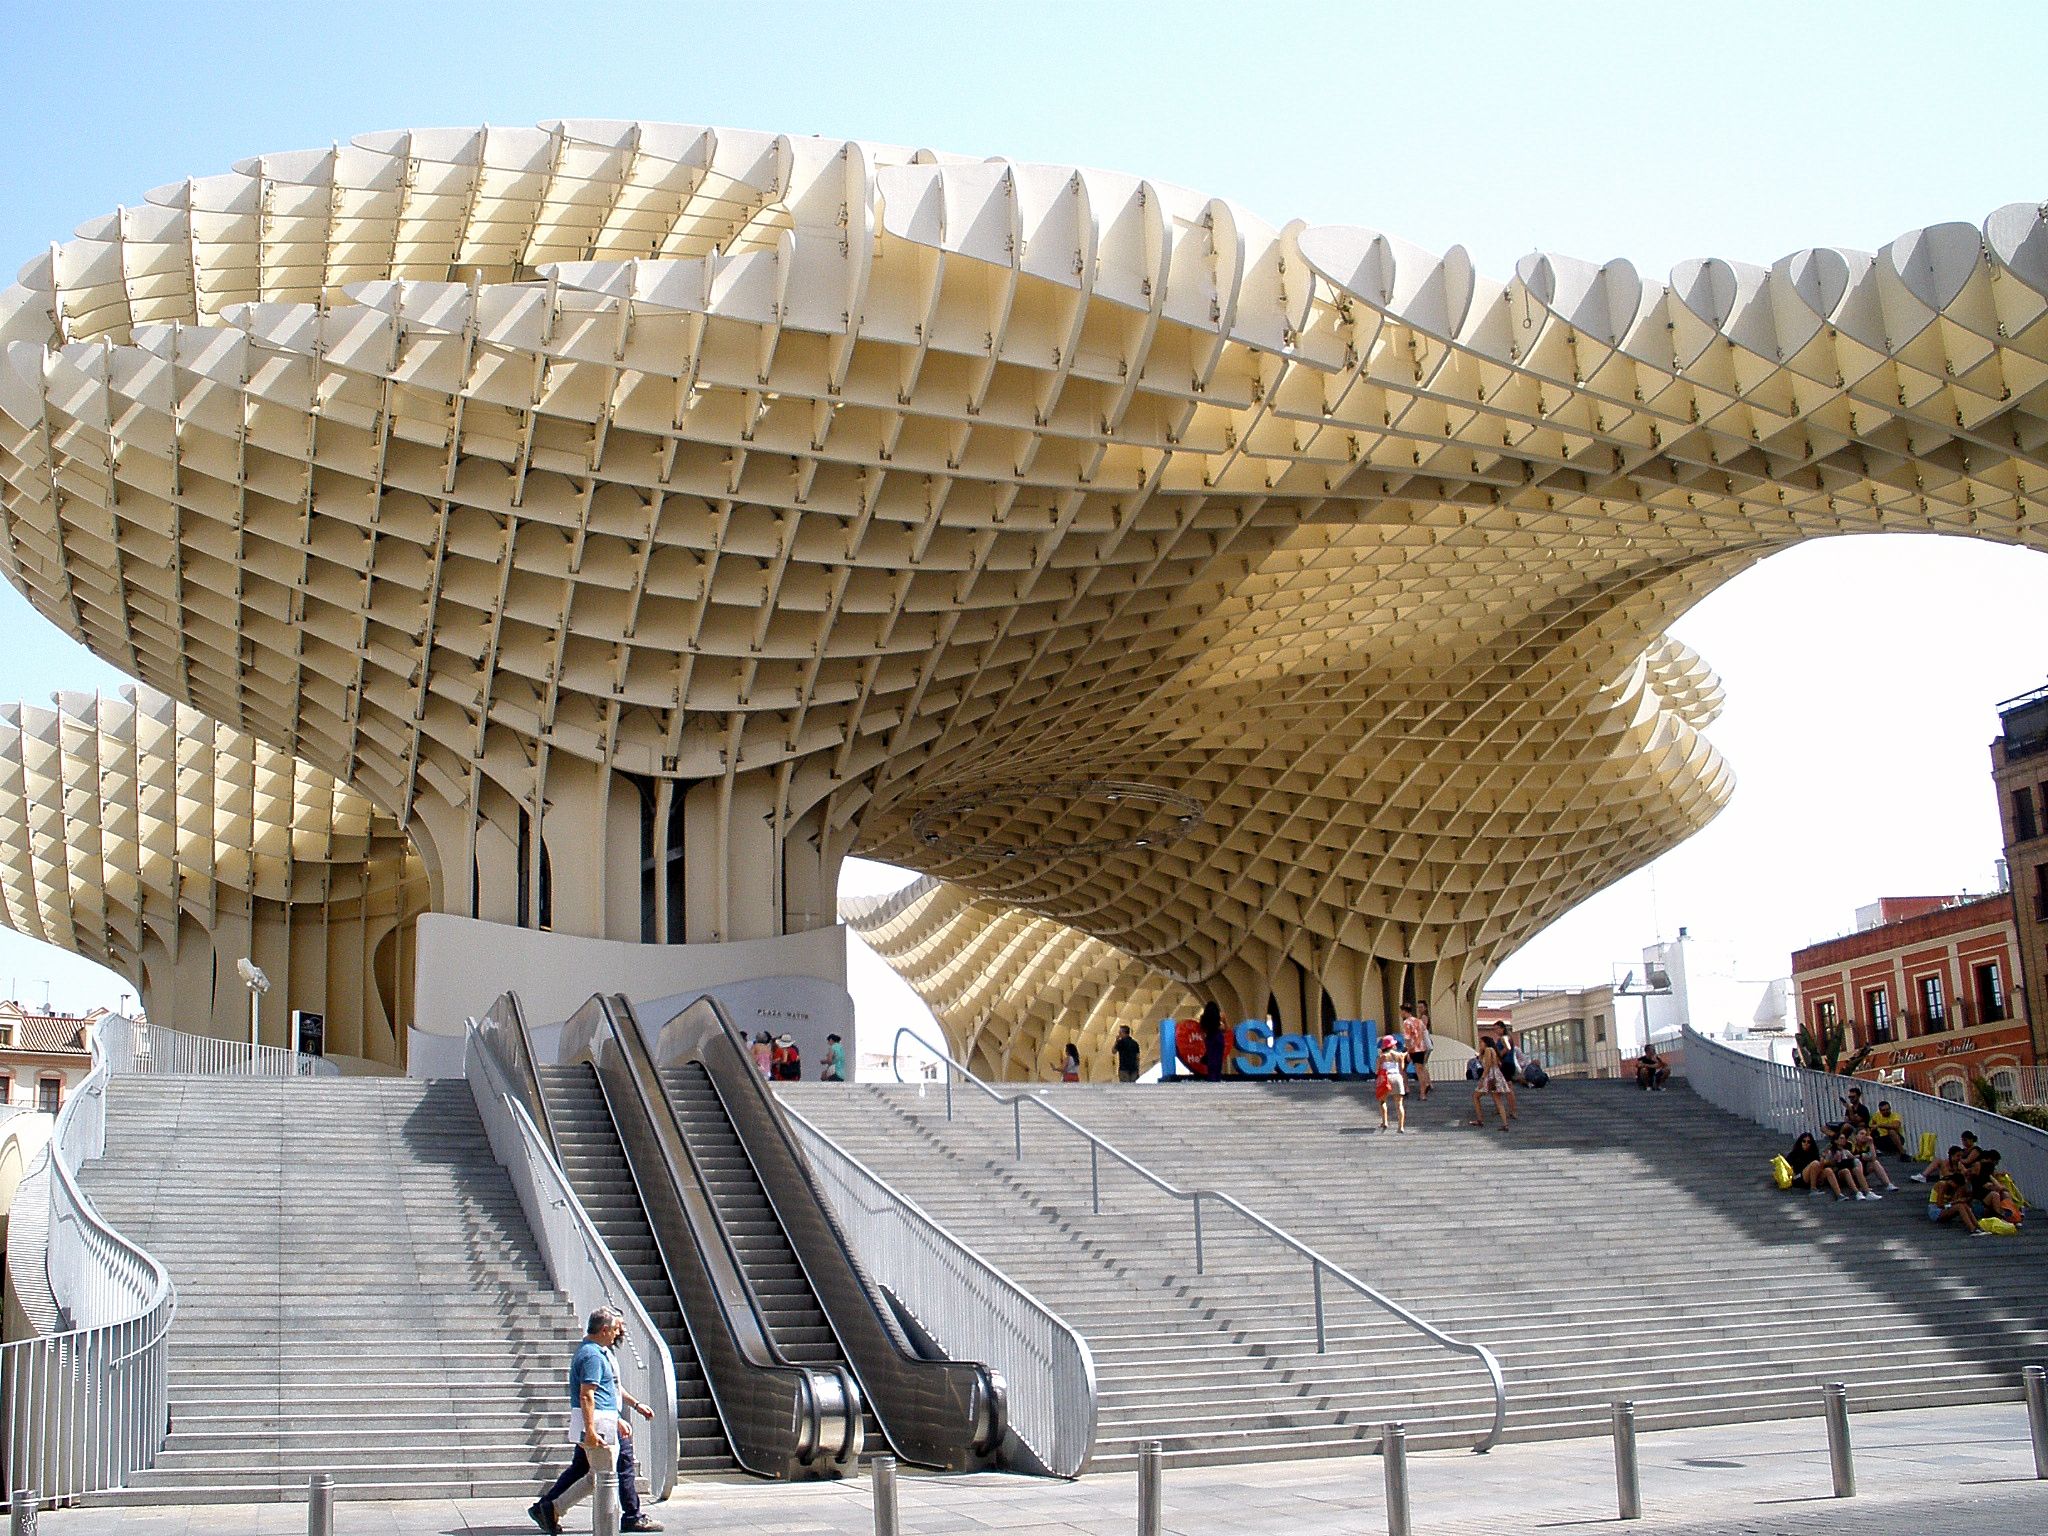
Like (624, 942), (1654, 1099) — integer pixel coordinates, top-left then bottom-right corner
(0, 1011), (92, 1054)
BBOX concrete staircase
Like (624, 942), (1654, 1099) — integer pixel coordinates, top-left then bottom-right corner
(79, 1076), (577, 1503)
(780, 1077), (2048, 1470)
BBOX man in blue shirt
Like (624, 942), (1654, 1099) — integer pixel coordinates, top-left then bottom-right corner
(530, 1307), (663, 1533)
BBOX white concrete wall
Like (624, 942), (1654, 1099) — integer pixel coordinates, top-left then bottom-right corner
(407, 913), (851, 1078)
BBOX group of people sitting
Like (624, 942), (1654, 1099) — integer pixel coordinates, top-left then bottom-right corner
(1778, 1086), (2026, 1234)
(1913, 1130), (2025, 1235)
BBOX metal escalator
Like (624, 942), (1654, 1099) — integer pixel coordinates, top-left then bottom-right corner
(640, 994), (1005, 1473)
(532, 1062), (732, 1473)
(555, 993), (863, 1480)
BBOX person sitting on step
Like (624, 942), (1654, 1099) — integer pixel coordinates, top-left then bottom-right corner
(1929, 1163), (1981, 1232)
(1786, 1131), (1844, 1197)
(1848, 1124), (1896, 1193)
(1824, 1127), (1880, 1200)
(1838, 1085), (1872, 1131)
(1636, 1041), (1671, 1091)
(1868, 1099), (1907, 1158)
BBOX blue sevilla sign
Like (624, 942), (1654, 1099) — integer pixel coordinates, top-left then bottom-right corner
(1159, 1017), (1382, 1078)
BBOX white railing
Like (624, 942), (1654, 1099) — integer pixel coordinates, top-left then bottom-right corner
(3, 1019), (175, 1511)
(891, 1026), (1509, 1453)
(1683, 1022), (2048, 1200)
(96, 1014), (335, 1079)
(463, 1020), (679, 1501)
(782, 1102), (1097, 1477)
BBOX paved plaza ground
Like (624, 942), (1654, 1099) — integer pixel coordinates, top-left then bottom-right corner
(38, 1401), (2048, 1535)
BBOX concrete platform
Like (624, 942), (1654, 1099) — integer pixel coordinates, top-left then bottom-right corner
(36, 1401), (2048, 1535)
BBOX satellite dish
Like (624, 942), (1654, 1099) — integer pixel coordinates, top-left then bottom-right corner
(236, 958), (271, 994)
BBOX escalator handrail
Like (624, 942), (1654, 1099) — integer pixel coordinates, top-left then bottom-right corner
(643, 994), (1004, 1470)
(475, 990), (557, 1150)
(563, 992), (862, 1477)
(463, 1010), (679, 1501)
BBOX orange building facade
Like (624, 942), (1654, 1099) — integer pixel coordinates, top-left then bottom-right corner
(1791, 894), (2032, 1103)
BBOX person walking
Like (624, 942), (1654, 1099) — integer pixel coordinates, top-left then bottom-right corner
(530, 1307), (663, 1533)
(1399, 1004), (1433, 1099)
(1059, 1041), (1082, 1082)
(1377, 1028), (1410, 1133)
(1113, 1024), (1142, 1083)
(1471, 1035), (1512, 1132)
(1493, 1022), (1521, 1120)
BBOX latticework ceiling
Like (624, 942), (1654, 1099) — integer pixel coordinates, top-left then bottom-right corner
(0, 686), (422, 1058)
(0, 120), (2041, 1045)
(843, 875), (1198, 1079)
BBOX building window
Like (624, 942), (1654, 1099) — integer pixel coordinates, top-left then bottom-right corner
(1975, 961), (2008, 1025)
(2036, 862), (2048, 924)
(36, 1075), (61, 1114)
(1864, 987), (1891, 1043)
(1918, 974), (1946, 1032)
(0, 1070), (10, 1104)
(0, 1017), (11, 1047)
(1936, 1078), (1967, 1103)
(1814, 998), (1838, 1033)
(2018, 786), (2042, 843)
(1593, 1012), (1606, 1044)
(1993, 1068), (2021, 1104)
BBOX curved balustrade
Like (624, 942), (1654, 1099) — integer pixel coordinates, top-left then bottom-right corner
(891, 1025), (1509, 1453)
(1683, 1023), (2048, 1201)
(782, 1101), (1097, 1477)
(464, 1010), (679, 1501)
(3, 1019), (176, 1511)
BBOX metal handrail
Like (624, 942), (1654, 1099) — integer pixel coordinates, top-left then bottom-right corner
(1682, 1022), (2048, 1202)
(889, 1025), (1509, 1453)
(464, 1016), (679, 1501)
(781, 1099), (1099, 1477)
(4, 1017), (177, 1510)
(97, 1013), (337, 1078)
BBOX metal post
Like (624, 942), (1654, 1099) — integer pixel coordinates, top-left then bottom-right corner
(1823, 1382), (1854, 1498)
(1381, 1423), (1411, 1536)
(1611, 1400), (1641, 1520)
(1192, 1192), (1205, 1273)
(1013, 1099), (1022, 1159)
(1090, 1141), (1101, 1214)
(593, 1463), (621, 1536)
(307, 1471), (334, 1536)
(1137, 1440), (1163, 1536)
(872, 1454), (900, 1536)
(2025, 1365), (2048, 1478)
(9, 1488), (37, 1536)
(1312, 1261), (1326, 1353)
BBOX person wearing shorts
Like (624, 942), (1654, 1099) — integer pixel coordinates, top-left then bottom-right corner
(1399, 1005), (1432, 1099)
(1377, 1032), (1409, 1132)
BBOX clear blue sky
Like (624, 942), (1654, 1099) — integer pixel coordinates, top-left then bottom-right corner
(1, 2), (2045, 1020)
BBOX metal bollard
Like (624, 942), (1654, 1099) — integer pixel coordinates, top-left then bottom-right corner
(872, 1453), (900, 1536)
(593, 1465), (621, 1536)
(1612, 1399), (1642, 1520)
(1823, 1382), (1854, 1498)
(9, 1488), (37, 1536)
(307, 1471), (334, 1536)
(1381, 1422), (1411, 1536)
(2026, 1365), (2048, 1479)
(1137, 1440), (1163, 1536)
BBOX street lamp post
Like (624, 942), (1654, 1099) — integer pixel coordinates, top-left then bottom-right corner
(236, 959), (270, 1051)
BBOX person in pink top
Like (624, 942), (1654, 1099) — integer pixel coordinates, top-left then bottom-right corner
(1399, 1004), (1433, 1099)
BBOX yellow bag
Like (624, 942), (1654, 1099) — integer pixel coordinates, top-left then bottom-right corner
(1770, 1154), (1794, 1190)
(1916, 1131), (1937, 1163)
(1978, 1216), (2019, 1237)
(1995, 1171), (2027, 1210)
